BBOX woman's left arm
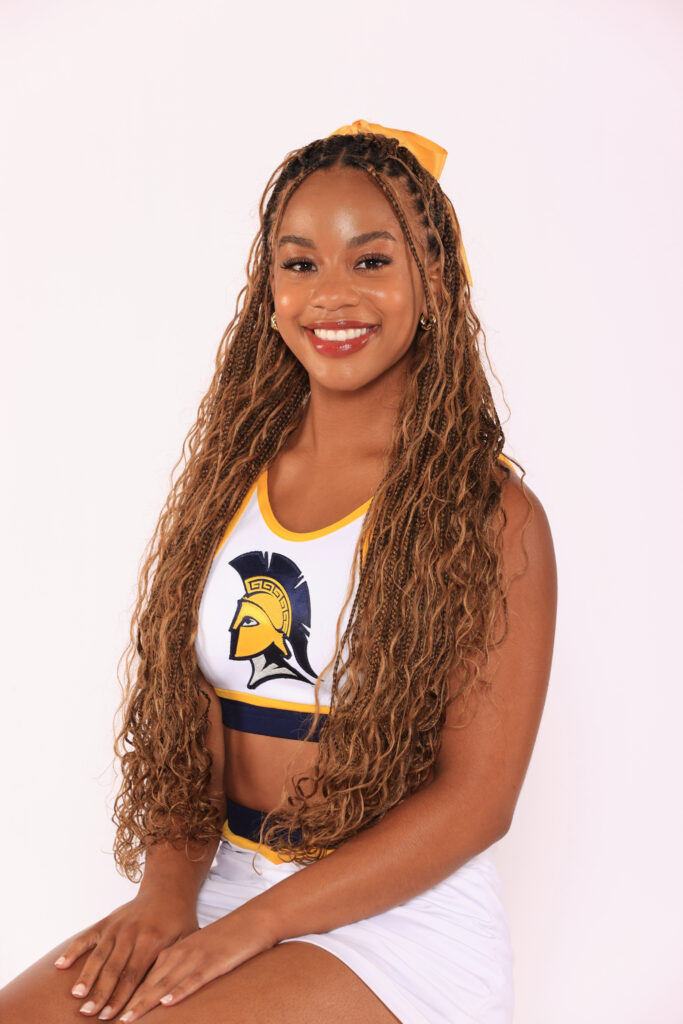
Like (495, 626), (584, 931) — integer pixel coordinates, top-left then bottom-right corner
(120, 474), (557, 1021)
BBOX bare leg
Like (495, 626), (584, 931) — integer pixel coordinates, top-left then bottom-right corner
(0, 933), (401, 1024)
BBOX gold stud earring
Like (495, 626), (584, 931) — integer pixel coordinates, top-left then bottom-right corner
(419, 313), (436, 331)
(270, 311), (278, 330)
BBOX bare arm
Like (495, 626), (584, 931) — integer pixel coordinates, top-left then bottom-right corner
(54, 672), (226, 1019)
(118, 473), (557, 1021)
(248, 472), (557, 939)
(139, 672), (226, 902)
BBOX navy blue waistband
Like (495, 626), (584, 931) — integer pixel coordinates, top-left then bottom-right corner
(218, 695), (326, 742)
(225, 797), (302, 846)
(226, 798), (267, 843)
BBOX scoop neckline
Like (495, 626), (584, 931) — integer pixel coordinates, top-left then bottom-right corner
(257, 468), (373, 542)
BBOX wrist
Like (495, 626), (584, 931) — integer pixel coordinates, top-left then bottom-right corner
(139, 836), (219, 900)
(138, 871), (200, 903)
(227, 897), (280, 952)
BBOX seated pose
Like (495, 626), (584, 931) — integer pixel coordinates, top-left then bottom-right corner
(0, 120), (557, 1023)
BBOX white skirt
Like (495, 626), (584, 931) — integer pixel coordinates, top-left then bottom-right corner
(196, 837), (514, 1024)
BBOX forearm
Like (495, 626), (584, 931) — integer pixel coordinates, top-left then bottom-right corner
(248, 774), (508, 943)
(139, 834), (220, 902)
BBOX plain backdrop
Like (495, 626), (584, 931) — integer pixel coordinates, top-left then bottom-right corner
(1, 1), (681, 1021)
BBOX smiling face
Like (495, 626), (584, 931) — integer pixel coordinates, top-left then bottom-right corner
(270, 165), (437, 393)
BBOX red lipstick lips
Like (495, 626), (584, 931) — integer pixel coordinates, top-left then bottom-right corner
(306, 320), (377, 329)
(303, 321), (379, 358)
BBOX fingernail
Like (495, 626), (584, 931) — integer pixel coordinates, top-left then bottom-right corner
(72, 984), (87, 997)
(99, 1008), (114, 1020)
(160, 993), (174, 1004)
(80, 1002), (96, 1014)
(120, 1014), (133, 1022)
(55, 956), (67, 966)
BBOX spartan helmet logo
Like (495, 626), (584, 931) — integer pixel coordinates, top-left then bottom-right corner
(228, 550), (318, 690)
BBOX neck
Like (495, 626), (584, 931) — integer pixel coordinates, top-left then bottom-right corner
(294, 352), (411, 467)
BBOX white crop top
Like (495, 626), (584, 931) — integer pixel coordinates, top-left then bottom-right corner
(195, 454), (517, 745)
(195, 468), (371, 743)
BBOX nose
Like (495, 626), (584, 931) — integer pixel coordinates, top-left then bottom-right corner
(309, 265), (360, 311)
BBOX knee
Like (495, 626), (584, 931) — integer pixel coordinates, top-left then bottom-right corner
(0, 984), (37, 1024)
(0, 954), (81, 1024)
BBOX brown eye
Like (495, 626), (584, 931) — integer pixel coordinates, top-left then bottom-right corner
(356, 253), (392, 270)
(281, 258), (316, 272)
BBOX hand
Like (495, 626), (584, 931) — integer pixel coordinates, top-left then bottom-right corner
(54, 888), (199, 1020)
(115, 903), (276, 1022)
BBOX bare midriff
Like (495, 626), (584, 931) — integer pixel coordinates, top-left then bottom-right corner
(222, 727), (320, 812)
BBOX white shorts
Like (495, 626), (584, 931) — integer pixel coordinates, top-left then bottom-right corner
(196, 837), (514, 1023)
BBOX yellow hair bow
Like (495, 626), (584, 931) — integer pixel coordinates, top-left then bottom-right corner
(331, 118), (447, 181)
(329, 119), (472, 287)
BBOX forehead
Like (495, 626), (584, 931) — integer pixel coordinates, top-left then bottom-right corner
(279, 165), (410, 238)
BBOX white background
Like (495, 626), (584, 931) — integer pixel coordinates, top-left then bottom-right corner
(1, 1), (681, 1020)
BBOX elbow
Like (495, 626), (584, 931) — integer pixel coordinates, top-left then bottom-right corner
(489, 798), (515, 844)
(429, 771), (514, 851)
(477, 799), (515, 849)
(494, 812), (513, 843)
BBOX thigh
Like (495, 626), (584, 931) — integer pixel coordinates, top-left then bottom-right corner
(0, 935), (400, 1024)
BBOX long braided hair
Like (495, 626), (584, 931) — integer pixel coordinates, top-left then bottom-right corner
(112, 131), (524, 880)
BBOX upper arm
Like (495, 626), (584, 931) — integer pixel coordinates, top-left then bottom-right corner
(434, 471), (558, 838)
(197, 670), (227, 814)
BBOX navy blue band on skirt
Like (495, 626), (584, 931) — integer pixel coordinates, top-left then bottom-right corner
(226, 798), (267, 843)
(225, 797), (304, 847)
(218, 695), (326, 742)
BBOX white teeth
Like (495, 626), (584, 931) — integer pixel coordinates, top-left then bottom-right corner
(311, 327), (374, 341)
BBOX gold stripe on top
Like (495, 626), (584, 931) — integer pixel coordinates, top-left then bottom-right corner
(218, 459), (514, 565)
(213, 687), (331, 716)
(220, 459), (514, 559)
(214, 480), (259, 558)
(497, 453), (518, 475)
(257, 470), (373, 543)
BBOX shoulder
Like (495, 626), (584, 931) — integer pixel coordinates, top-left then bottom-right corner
(493, 458), (556, 588)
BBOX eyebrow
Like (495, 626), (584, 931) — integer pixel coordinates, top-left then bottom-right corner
(278, 230), (397, 249)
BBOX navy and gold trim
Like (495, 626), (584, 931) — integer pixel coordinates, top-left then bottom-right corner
(225, 798), (268, 843)
(214, 688), (329, 742)
(221, 798), (290, 864)
(221, 797), (329, 864)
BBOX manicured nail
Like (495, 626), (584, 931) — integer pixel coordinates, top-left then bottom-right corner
(160, 994), (174, 1004)
(55, 956), (67, 966)
(80, 1002), (96, 1014)
(99, 1008), (114, 1020)
(120, 1013), (133, 1022)
(72, 984), (87, 997)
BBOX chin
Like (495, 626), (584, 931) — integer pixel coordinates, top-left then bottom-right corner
(313, 371), (373, 393)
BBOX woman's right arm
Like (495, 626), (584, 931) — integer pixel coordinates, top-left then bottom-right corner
(54, 673), (226, 1021)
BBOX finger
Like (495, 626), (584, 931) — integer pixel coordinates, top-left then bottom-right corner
(117, 965), (175, 1022)
(68, 935), (115, 1000)
(74, 948), (136, 1019)
(53, 930), (99, 970)
(83, 928), (182, 1021)
(118, 954), (210, 1022)
(145, 968), (212, 1010)
(81, 949), (156, 1021)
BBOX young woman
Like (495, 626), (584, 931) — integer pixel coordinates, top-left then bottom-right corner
(0, 121), (557, 1023)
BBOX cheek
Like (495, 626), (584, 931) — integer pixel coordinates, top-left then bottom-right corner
(373, 276), (420, 319)
(271, 274), (303, 317)
(278, 292), (300, 317)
